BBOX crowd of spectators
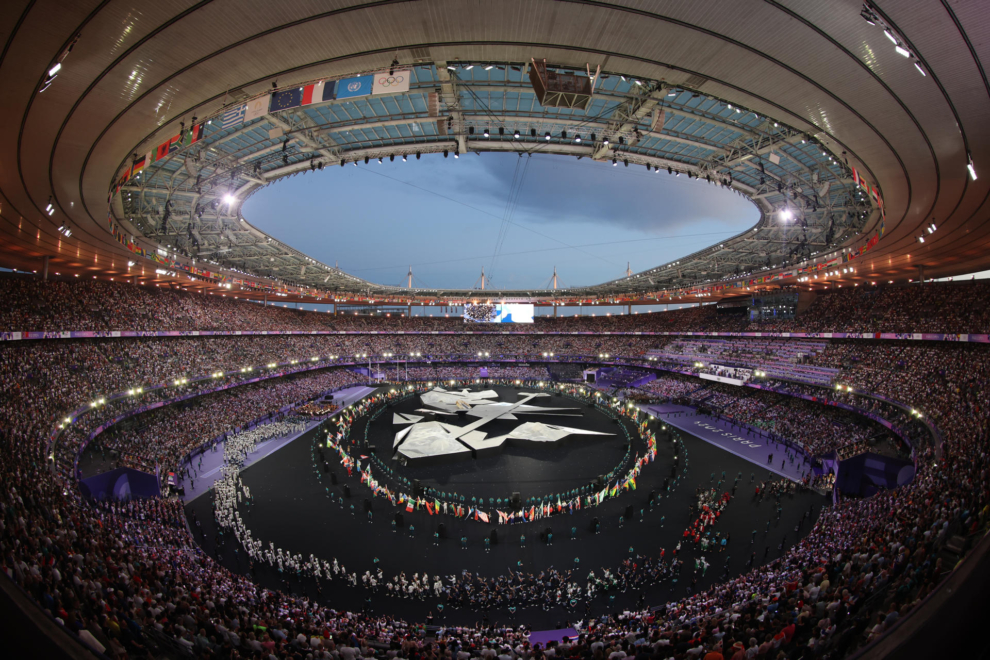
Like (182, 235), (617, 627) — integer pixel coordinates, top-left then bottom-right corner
(78, 369), (364, 477)
(4, 275), (990, 334)
(0, 279), (989, 660)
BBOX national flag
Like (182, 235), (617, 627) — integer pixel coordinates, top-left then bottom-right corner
(629, 478), (637, 490)
(130, 154), (147, 176)
(221, 104), (246, 130)
(336, 74), (373, 99)
(270, 87), (304, 112)
(406, 501), (414, 513)
(498, 511), (508, 523)
(301, 80), (335, 106)
(425, 502), (434, 515)
(477, 511), (489, 523)
(155, 134), (181, 160)
(372, 69), (411, 95)
(183, 122), (205, 146)
(852, 167), (864, 189)
(243, 94), (270, 122)
(528, 506), (535, 521)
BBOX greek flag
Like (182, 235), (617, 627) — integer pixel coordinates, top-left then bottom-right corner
(221, 104), (246, 130)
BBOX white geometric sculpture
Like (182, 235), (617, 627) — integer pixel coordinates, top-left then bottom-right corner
(393, 388), (612, 462)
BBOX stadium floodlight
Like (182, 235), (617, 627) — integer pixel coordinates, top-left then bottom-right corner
(895, 45), (911, 58)
(223, 194), (235, 205)
(513, 129), (520, 138)
(483, 128), (489, 137)
(968, 154), (977, 180)
(545, 132), (551, 140)
(884, 30), (897, 44)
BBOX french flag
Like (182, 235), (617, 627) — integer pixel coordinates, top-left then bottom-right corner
(302, 80), (335, 106)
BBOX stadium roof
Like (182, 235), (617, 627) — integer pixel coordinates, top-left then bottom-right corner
(1, 0), (988, 304)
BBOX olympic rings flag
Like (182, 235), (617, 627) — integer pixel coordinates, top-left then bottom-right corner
(372, 69), (410, 95)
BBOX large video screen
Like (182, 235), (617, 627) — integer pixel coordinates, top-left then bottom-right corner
(463, 303), (534, 324)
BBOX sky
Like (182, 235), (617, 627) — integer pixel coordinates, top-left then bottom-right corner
(241, 152), (759, 291)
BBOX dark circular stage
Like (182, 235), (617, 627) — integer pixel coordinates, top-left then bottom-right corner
(369, 385), (630, 500)
(184, 391), (828, 628)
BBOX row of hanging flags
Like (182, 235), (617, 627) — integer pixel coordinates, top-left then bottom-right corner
(326, 398), (661, 525)
(102, 73), (417, 296)
(110, 69), (412, 197)
(106, 64), (889, 302)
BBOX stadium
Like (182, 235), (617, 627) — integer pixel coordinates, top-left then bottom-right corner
(1, 1), (989, 658)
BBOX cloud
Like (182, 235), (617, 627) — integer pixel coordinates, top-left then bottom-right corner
(462, 154), (759, 234)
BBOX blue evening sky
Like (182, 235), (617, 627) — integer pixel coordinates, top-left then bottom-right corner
(242, 152), (759, 291)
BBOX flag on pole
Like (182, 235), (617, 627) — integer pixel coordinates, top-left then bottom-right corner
(302, 80), (335, 105)
(406, 501), (414, 513)
(183, 122), (204, 146)
(477, 511), (489, 523)
(221, 104), (246, 130)
(372, 69), (411, 95)
(336, 74), (373, 99)
(243, 94), (270, 122)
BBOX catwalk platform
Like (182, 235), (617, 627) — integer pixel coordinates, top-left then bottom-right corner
(641, 403), (818, 483)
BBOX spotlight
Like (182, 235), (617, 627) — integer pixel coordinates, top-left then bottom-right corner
(378, 157), (383, 164)
(402, 154), (407, 162)
(968, 154), (977, 180)
(545, 131), (551, 141)
(530, 128), (536, 137)
(443, 150), (448, 158)
(602, 136), (609, 145)
(561, 131), (567, 140)
(389, 155), (394, 162)
(574, 134), (581, 143)
(364, 157), (369, 164)
(612, 158), (617, 166)
(514, 129), (520, 139)
(416, 152), (421, 160)
(483, 128), (490, 137)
